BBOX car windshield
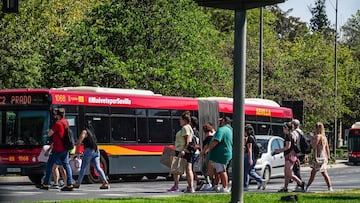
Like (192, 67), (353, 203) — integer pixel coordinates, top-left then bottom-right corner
(257, 139), (268, 153)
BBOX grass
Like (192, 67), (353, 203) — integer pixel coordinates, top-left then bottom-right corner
(40, 189), (360, 203)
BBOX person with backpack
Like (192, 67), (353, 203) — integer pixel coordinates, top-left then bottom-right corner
(74, 122), (109, 189)
(40, 108), (74, 191)
(274, 122), (305, 192)
(291, 119), (305, 191)
(190, 116), (204, 191)
(243, 124), (266, 191)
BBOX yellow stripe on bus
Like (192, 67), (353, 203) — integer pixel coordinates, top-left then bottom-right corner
(97, 145), (161, 155)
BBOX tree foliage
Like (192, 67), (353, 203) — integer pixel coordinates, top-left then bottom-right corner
(309, 0), (331, 33)
(0, 1), (359, 133)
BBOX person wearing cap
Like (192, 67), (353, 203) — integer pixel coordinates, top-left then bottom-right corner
(200, 116), (233, 193)
(291, 119), (305, 191)
(40, 108), (74, 191)
(274, 122), (305, 192)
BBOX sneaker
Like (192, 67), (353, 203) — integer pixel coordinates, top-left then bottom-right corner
(300, 182), (306, 192)
(61, 185), (74, 191)
(219, 187), (230, 193)
(305, 186), (310, 193)
(73, 183), (80, 189)
(50, 184), (60, 189)
(278, 187), (288, 192)
(195, 180), (204, 191)
(257, 179), (266, 190)
(244, 187), (249, 191)
(167, 185), (180, 192)
(39, 184), (49, 190)
(293, 185), (303, 192)
(100, 183), (110, 189)
(183, 186), (195, 193)
(328, 186), (334, 192)
(214, 185), (221, 193)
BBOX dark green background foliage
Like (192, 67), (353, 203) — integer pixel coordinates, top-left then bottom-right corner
(0, 0), (359, 131)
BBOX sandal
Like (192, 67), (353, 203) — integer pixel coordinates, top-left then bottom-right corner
(100, 183), (110, 189)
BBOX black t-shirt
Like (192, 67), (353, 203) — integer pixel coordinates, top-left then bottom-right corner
(284, 133), (293, 155)
(203, 136), (213, 148)
(245, 135), (256, 154)
(82, 128), (97, 150)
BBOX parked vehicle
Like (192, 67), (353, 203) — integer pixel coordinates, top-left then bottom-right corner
(254, 135), (285, 182)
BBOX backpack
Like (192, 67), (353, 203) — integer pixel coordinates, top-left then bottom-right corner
(250, 135), (262, 159)
(186, 126), (199, 154)
(293, 129), (311, 154)
(60, 120), (75, 150)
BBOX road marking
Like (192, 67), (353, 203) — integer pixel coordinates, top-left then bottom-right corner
(0, 191), (42, 196)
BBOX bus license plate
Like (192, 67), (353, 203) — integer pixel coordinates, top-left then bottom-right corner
(7, 168), (21, 173)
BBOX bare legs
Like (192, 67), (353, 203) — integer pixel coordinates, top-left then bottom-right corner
(306, 168), (332, 190)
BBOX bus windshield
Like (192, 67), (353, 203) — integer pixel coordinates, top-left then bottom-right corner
(348, 129), (360, 151)
(0, 110), (50, 146)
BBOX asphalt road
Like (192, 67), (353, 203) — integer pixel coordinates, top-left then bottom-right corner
(0, 160), (358, 203)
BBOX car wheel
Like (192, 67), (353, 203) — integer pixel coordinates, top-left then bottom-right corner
(262, 166), (271, 182)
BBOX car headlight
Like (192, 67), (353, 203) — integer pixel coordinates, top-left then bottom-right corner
(256, 159), (263, 165)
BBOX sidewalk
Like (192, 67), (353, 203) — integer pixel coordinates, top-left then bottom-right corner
(301, 159), (348, 171)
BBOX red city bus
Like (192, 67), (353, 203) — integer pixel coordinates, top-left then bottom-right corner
(348, 122), (360, 164)
(0, 86), (293, 184)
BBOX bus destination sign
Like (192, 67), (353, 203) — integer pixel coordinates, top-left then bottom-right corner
(0, 94), (49, 105)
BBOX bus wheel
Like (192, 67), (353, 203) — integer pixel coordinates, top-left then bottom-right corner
(28, 174), (43, 185)
(84, 155), (108, 184)
(146, 175), (158, 180)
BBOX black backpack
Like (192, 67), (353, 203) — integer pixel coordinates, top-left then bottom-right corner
(60, 120), (75, 150)
(250, 135), (262, 159)
(293, 129), (311, 154)
(186, 126), (199, 154)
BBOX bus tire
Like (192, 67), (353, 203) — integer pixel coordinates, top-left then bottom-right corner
(28, 174), (43, 185)
(84, 155), (108, 184)
(146, 175), (158, 180)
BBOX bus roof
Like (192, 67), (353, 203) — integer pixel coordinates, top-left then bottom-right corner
(52, 86), (159, 96)
(351, 122), (360, 129)
(197, 97), (280, 107)
(0, 87), (292, 118)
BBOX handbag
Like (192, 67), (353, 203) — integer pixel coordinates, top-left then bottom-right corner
(170, 156), (187, 175)
(70, 156), (82, 173)
(37, 145), (51, 163)
(160, 147), (175, 168)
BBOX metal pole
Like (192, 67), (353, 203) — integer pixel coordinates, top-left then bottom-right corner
(259, 7), (263, 99)
(333, 0), (338, 158)
(230, 9), (246, 203)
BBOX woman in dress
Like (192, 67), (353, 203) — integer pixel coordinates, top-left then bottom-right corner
(305, 122), (333, 192)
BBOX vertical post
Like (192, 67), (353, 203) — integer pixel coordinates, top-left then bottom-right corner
(230, 9), (246, 203)
(258, 7), (263, 99)
(333, 0), (338, 157)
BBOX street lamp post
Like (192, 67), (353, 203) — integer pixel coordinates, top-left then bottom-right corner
(193, 1), (285, 203)
(333, 0), (338, 157)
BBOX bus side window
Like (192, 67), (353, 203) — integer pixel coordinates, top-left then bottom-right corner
(111, 117), (136, 142)
(86, 116), (110, 143)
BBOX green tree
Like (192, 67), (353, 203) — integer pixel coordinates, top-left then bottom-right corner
(309, 0), (331, 34)
(43, 0), (231, 97)
(269, 5), (308, 41)
(341, 10), (360, 60)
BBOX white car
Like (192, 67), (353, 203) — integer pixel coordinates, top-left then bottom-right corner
(254, 135), (285, 182)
